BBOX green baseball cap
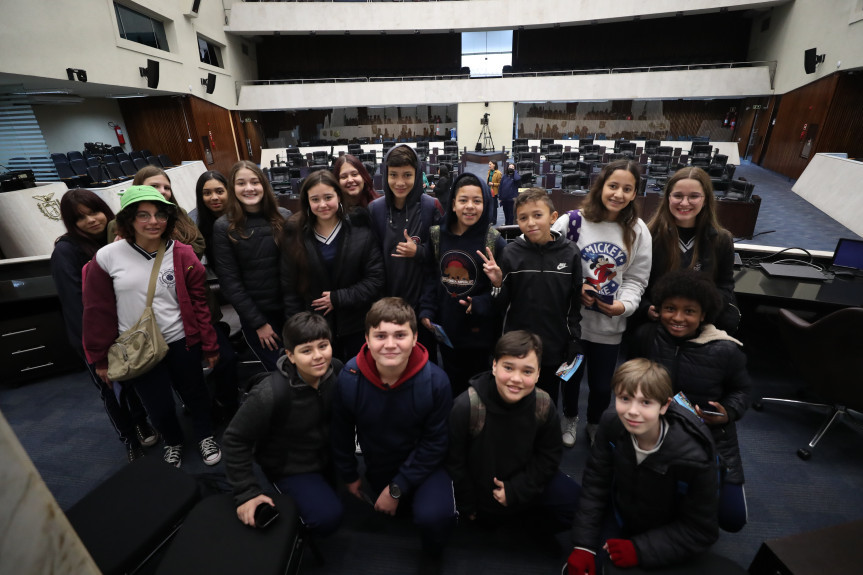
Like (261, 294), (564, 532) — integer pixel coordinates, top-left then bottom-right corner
(120, 185), (174, 210)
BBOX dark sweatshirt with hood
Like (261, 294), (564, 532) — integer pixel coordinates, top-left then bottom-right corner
(419, 172), (507, 349)
(331, 342), (452, 495)
(368, 145), (443, 309)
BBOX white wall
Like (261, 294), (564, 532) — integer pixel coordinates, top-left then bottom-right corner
(228, 0), (790, 34)
(238, 67), (773, 110)
(34, 99), (129, 155)
(748, 0), (863, 93)
(0, 0), (255, 109)
(457, 102), (513, 153)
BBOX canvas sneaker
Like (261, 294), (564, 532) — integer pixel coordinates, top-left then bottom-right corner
(562, 416), (579, 448)
(136, 423), (160, 448)
(199, 436), (222, 466)
(163, 444), (183, 468)
(127, 445), (145, 463)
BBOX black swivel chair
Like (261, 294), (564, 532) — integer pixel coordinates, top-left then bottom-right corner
(546, 144), (564, 170)
(158, 154), (174, 168)
(120, 160), (138, 178)
(517, 160), (536, 186)
(754, 308), (863, 460)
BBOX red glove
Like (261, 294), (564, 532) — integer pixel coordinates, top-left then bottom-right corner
(566, 548), (596, 575)
(605, 538), (638, 567)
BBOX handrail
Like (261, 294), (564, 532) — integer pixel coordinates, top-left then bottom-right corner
(237, 61), (776, 90)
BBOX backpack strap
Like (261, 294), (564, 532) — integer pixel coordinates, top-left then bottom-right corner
(430, 225), (441, 262)
(485, 225), (501, 255)
(467, 387), (486, 437)
(534, 388), (551, 423)
(565, 209), (582, 243)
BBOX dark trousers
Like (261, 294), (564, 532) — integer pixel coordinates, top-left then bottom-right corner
(210, 322), (238, 408)
(536, 363), (564, 409)
(274, 472), (344, 537)
(131, 338), (213, 446)
(240, 312), (285, 372)
(501, 199), (515, 226)
(718, 482), (747, 533)
(440, 345), (491, 397)
(335, 331), (366, 364)
(563, 341), (619, 423)
(367, 468), (456, 554)
(478, 470), (581, 533)
(491, 195), (499, 224)
(417, 325), (439, 366)
(86, 362), (148, 448)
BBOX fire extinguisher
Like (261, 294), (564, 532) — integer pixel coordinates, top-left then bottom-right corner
(109, 121), (126, 145)
(730, 112), (737, 130)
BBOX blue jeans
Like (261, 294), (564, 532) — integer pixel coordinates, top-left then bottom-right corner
(130, 338), (213, 446)
(274, 472), (344, 537)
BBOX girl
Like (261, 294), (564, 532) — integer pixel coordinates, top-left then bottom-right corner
(51, 189), (156, 462)
(213, 160), (291, 371)
(108, 166), (206, 257)
(331, 154), (378, 210)
(419, 173), (506, 396)
(83, 185), (220, 468)
(552, 159), (652, 447)
(281, 170), (384, 361)
(194, 170), (239, 420)
(643, 167), (739, 333)
(630, 270), (749, 533)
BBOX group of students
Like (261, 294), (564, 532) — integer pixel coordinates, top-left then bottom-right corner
(50, 144), (750, 571)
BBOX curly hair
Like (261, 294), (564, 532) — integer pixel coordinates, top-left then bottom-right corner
(115, 201), (178, 245)
(132, 166), (200, 248)
(651, 268), (723, 324)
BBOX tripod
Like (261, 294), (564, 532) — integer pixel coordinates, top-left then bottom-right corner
(476, 122), (494, 152)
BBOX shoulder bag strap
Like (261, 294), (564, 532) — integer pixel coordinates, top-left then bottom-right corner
(145, 241), (166, 307)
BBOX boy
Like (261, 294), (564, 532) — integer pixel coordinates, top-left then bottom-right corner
(566, 359), (719, 574)
(368, 144), (443, 354)
(222, 312), (344, 536)
(480, 187), (583, 408)
(331, 297), (456, 563)
(447, 330), (581, 530)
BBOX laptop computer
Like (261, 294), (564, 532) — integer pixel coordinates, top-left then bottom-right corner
(759, 262), (827, 281)
(829, 238), (863, 276)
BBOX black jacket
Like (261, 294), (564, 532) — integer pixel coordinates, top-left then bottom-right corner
(494, 231), (583, 366)
(212, 208), (290, 328)
(281, 219), (385, 338)
(632, 322), (750, 484)
(368, 145), (443, 308)
(571, 403), (719, 568)
(222, 355), (343, 506)
(51, 235), (96, 359)
(446, 372), (562, 517)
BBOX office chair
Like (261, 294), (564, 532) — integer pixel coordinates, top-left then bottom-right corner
(546, 144), (564, 170)
(754, 307), (863, 460)
(517, 160), (536, 186)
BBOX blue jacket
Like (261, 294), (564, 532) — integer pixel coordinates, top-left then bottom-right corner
(419, 172), (507, 349)
(331, 344), (452, 495)
(498, 169), (521, 202)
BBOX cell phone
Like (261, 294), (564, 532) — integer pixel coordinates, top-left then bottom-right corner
(701, 410), (726, 418)
(254, 502), (280, 529)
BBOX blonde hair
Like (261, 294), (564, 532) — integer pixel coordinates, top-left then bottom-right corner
(612, 358), (672, 404)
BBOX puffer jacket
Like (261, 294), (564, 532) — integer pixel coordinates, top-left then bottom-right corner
(572, 403), (719, 568)
(632, 322), (749, 484)
(212, 208), (290, 329)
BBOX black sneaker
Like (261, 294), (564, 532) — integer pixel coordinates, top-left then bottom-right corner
(128, 445), (145, 462)
(163, 444), (183, 468)
(199, 436), (221, 466)
(136, 423), (160, 448)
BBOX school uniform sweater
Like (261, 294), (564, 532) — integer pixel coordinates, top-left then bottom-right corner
(553, 213), (652, 345)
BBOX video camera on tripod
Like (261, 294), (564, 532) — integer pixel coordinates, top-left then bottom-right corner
(480, 113), (490, 126)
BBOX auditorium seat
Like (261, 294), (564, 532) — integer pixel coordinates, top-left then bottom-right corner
(146, 156), (162, 167)
(119, 160), (137, 178)
(133, 157), (148, 171)
(158, 154), (174, 168)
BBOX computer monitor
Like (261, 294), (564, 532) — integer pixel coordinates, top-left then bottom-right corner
(830, 238), (863, 273)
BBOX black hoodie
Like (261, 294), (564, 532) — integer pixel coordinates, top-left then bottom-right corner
(419, 172), (506, 349)
(368, 145), (443, 308)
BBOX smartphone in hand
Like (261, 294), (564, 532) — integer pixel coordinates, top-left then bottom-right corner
(254, 502), (279, 529)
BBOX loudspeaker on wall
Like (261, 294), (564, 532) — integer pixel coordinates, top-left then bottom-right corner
(139, 59), (160, 89)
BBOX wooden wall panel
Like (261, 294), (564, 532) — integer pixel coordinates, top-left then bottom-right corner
(232, 111), (264, 165)
(120, 96), (239, 179)
(817, 73), (863, 161)
(749, 95), (777, 165)
(761, 75), (838, 179)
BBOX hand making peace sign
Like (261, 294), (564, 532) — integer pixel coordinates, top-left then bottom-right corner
(477, 247), (502, 288)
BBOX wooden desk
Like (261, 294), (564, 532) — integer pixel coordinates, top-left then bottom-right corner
(733, 266), (863, 310)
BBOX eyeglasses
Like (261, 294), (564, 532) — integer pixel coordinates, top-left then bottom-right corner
(669, 193), (704, 203)
(135, 211), (169, 223)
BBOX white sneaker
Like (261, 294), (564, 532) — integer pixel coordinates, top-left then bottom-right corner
(586, 423), (599, 446)
(163, 444), (183, 468)
(562, 416), (578, 447)
(355, 434), (363, 455)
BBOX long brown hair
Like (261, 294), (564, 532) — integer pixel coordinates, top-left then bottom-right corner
(225, 160), (285, 246)
(58, 189), (115, 258)
(647, 167), (727, 275)
(286, 170), (345, 296)
(331, 154), (376, 208)
(132, 166), (200, 247)
(581, 159), (642, 253)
